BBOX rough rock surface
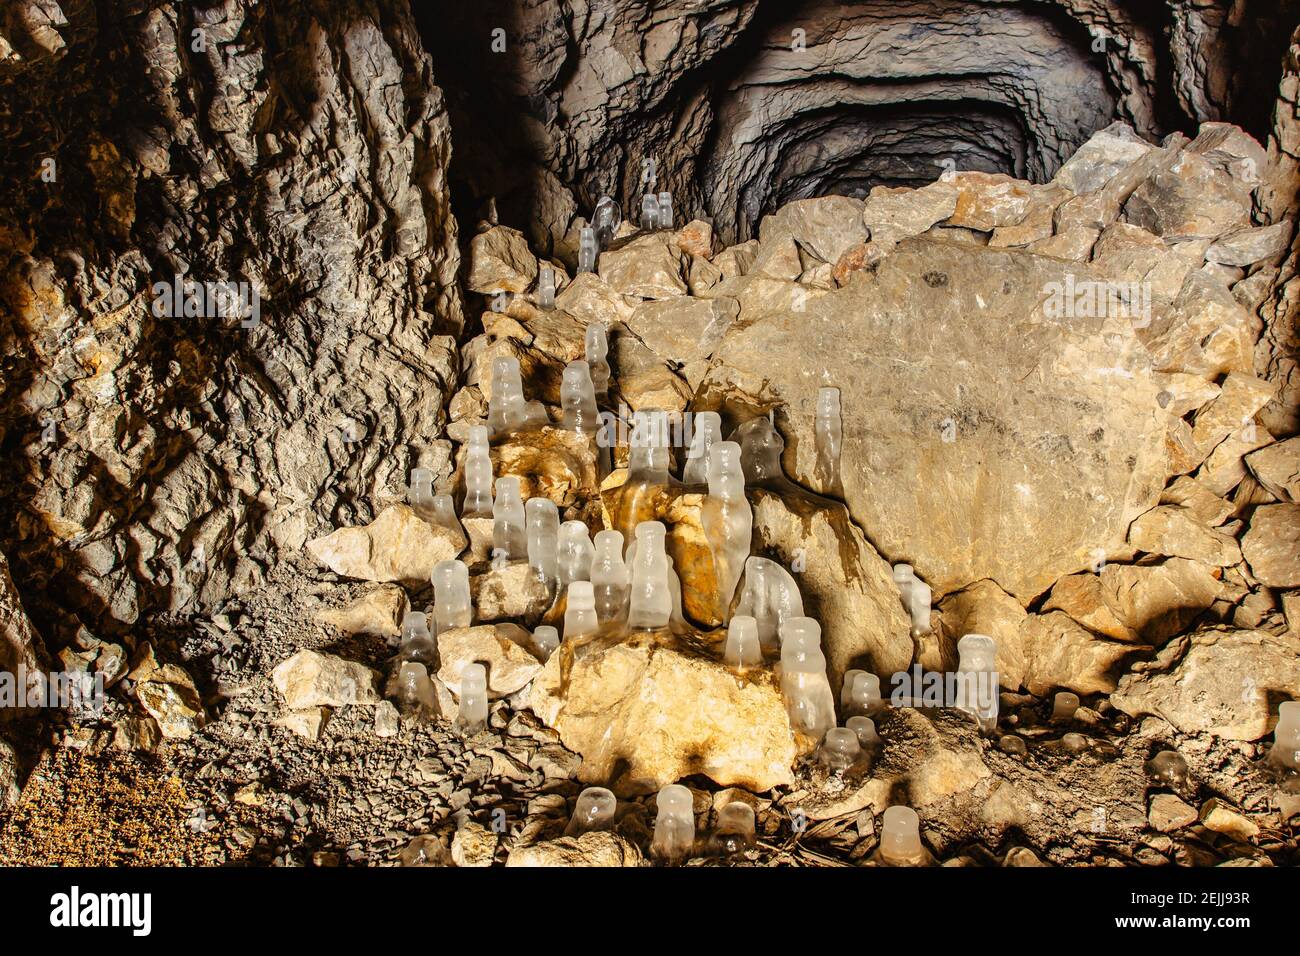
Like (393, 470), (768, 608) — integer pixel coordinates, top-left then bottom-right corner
(306, 505), (466, 588)
(1112, 627), (1300, 739)
(271, 650), (380, 710)
(704, 238), (1167, 600)
(530, 631), (807, 795)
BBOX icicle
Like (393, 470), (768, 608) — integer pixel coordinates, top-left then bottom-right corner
(878, 806), (927, 866)
(816, 727), (862, 771)
(706, 802), (756, 856)
(585, 323), (610, 403)
(492, 476), (527, 560)
(486, 356), (527, 436)
(396, 611), (436, 666)
(593, 197), (621, 249)
(640, 193), (659, 231)
(531, 625), (560, 661)
(537, 265), (556, 309)
(1271, 701), (1300, 770)
(407, 467), (436, 517)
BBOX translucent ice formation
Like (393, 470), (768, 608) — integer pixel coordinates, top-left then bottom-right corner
(627, 521), (672, 630)
(707, 802), (756, 856)
(525, 497), (560, 587)
(455, 662), (488, 736)
(1051, 691), (1081, 723)
(557, 520), (594, 586)
(532, 625), (560, 660)
(842, 671), (883, 717)
(561, 361), (600, 434)
(487, 356), (527, 436)
(701, 441), (751, 615)
(651, 784), (695, 865)
(779, 617), (836, 740)
(492, 476), (527, 560)
(593, 197), (620, 249)
(429, 494), (460, 532)
(537, 265), (555, 309)
(1271, 701), (1300, 770)
(817, 727), (863, 771)
(682, 411), (722, 484)
(735, 556), (804, 653)
(578, 226), (598, 273)
(878, 806), (926, 866)
(565, 786), (617, 837)
(640, 193), (659, 231)
(955, 633), (999, 732)
(390, 661), (436, 718)
(627, 410), (671, 482)
(724, 615), (762, 672)
(1060, 732), (1089, 753)
(396, 611), (436, 665)
(847, 716), (879, 750)
(407, 467), (436, 516)
(1145, 750), (1191, 790)
(657, 191), (674, 229)
(814, 387), (842, 494)
(564, 580), (600, 640)
(590, 530), (629, 623)
(892, 563), (932, 635)
(431, 559), (472, 635)
(584, 323), (610, 402)
(462, 425), (494, 518)
(731, 415), (786, 487)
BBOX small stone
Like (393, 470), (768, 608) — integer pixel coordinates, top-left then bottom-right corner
(274, 707), (331, 740)
(451, 821), (498, 867)
(306, 504), (467, 587)
(598, 234), (687, 299)
(436, 624), (543, 699)
(1204, 222), (1292, 267)
(506, 830), (644, 867)
(374, 701), (400, 738)
(1199, 799), (1260, 842)
(1241, 504), (1300, 587)
(1148, 794), (1197, 832)
(315, 584), (408, 639)
(271, 649), (380, 709)
(467, 225), (538, 294)
(112, 716), (162, 752)
(471, 563), (552, 623)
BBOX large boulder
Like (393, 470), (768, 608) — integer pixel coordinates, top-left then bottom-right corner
(530, 631), (809, 795)
(1112, 627), (1300, 740)
(306, 504), (467, 587)
(703, 237), (1167, 600)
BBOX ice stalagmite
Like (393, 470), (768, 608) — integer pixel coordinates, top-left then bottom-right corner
(455, 663), (488, 736)
(565, 787), (617, 837)
(396, 611), (436, 666)
(531, 625), (560, 660)
(701, 440), (751, 615)
(892, 563), (933, 635)
(407, 467), (436, 518)
(815, 386), (842, 495)
(1051, 691), (1080, 723)
(492, 476), (527, 560)
(657, 191), (674, 229)
(681, 411), (721, 484)
(390, 661), (436, 718)
(955, 633), (999, 733)
(735, 556), (804, 654)
(462, 425), (494, 518)
(585, 323), (610, 403)
(590, 530), (628, 623)
(612, 411), (673, 550)
(847, 716), (879, 750)
(878, 806), (928, 866)
(1271, 701), (1300, 770)
(578, 226), (598, 273)
(651, 784), (694, 865)
(707, 802), (756, 856)
(723, 615), (761, 672)
(842, 670), (883, 716)
(431, 560), (472, 635)
(640, 193), (659, 230)
(564, 581), (599, 640)
(817, 727), (862, 771)
(627, 521), (672, 630)
(557, 520), (594, 586)
(593, 197), (620, 249)
(537, 265), (555, 309)
(487, 356), (527, 436)
(429, 495), (460, 533)
(561, 361), (600, 434)
(525, 497), (560, 588)
(779, 617), (836, 741)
